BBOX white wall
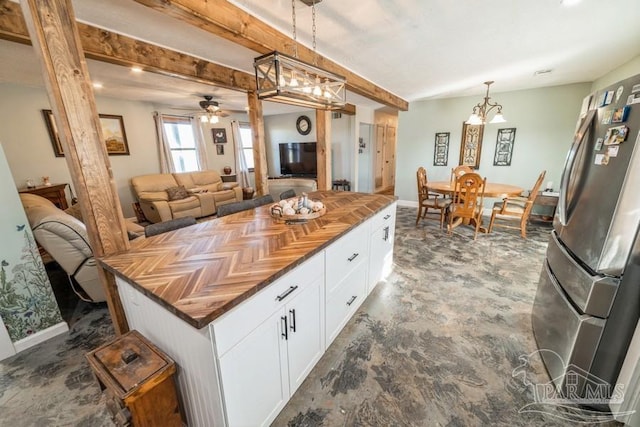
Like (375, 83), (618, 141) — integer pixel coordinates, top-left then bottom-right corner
(263, 110), (354, 181)
(0, 83), (159, 217)
(395, 82), (592, 204)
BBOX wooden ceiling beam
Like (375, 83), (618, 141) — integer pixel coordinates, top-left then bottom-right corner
(133, 0), (409, 111)
(0, 0), (254, 92)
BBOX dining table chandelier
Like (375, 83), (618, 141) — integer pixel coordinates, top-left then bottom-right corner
(465, 81), (507, 125)
(253, 0), (346, 110)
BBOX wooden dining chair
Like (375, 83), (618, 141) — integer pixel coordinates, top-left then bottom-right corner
(451, 165), (473, 183)
(488, 170), (546, 239)
(447, 172), (486, 240)
(416, 167), (451, 228)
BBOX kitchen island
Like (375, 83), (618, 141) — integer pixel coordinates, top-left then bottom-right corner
(100, 191), (397, 427)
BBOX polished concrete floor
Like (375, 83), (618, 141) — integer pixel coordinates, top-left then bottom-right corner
(0, 206), (619, 426)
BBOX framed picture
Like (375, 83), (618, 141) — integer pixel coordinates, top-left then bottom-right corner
(433, 132), (449, 166)
(216, 144), (225, 155)
(212, 128), (227, 143)
(42, 110), (130, 156)
(459, 122), (484, 169)
(493, 128), (516, 166)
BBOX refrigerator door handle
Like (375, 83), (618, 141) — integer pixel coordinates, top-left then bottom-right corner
(558, 109), (596, 226)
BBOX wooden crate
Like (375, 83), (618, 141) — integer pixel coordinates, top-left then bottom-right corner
(86, 330), (184, 427)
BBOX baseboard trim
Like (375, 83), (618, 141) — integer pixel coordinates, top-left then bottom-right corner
(397, 199), (418, 208)
(13, 321), (69, 353)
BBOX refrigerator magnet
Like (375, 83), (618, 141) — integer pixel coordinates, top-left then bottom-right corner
(607, 146), (619, 158)
(615, 86), (625, 102)
(602, 110), (613, 125)
(594, 138), (604, 151)
(627, 93), (640, 105)
(595, 153), (609, 165)
(604, 125), (629, 145)
(604, 90), (615, 106)
(612, 106), (631, 123)
(632, 83), (640, 94)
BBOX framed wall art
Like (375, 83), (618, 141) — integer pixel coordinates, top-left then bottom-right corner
(212, 128), (227, 143)
(42, 110), (130, 156)
(459, 122), (484, 169)
(433, 132), (449, 166)
(493, 128), (516, 166)
(216, 144), (225, 155)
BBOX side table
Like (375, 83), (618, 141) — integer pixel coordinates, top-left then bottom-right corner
(86, 330), (184, 427)
(19, 183), (69, 209)
(332, 179), (351, 191)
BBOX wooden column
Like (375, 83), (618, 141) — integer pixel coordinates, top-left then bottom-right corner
(20, 0), (129, 334)
(247, 91), (268, 196)
(316, 110), (332, 191)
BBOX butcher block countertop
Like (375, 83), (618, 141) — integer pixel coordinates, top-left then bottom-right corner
(99, 191), (396, 329)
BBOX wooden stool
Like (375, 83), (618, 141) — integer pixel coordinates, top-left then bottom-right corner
(332, 179), (351, 191)
(86, 330), (184, 427)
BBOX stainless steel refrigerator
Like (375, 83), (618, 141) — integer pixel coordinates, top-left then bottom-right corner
(532, 73), (640, 405)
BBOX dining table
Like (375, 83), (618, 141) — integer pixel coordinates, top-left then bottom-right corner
(428, 181), (524, 198)
(427, 181), (524, 234)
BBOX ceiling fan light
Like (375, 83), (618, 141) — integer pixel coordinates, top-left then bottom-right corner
(210, 115), (219, 124)
(200, 115), (208, 123)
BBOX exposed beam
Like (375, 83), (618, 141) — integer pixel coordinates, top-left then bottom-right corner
(248, 91), (268, 197)
(133, 0), (409, 111)
(315, 110), (331, 191)
(19, 0), (129, 334)
(0, 0), (254, 92)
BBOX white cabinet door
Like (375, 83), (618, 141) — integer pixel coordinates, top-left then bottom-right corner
(369, 221), (395, 293)
(218, 309), (289, 427)
(286, 276), (323, 394)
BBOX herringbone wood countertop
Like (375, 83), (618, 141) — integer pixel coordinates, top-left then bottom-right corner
(99, 191), (396, 328)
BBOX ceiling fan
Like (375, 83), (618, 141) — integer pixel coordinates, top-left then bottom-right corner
(198, 95), (229, 123)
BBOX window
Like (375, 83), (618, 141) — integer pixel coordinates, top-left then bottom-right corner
(238, 122), (254, 171)
(162, 116), (199, 172)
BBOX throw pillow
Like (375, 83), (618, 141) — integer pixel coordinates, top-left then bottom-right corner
(166, 185), (189, 201)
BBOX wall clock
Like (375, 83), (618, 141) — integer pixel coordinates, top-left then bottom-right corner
(296, 115), (312, 135)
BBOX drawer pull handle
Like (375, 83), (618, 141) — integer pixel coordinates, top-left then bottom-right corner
(347, 253), (359, 262)
(276, 285), (298, 302)
(346, 295), (357, 306)
(383, 214), (391, 220)
(289, 309), (296, 333)
(383, 226), (390, 241)
(281, 316), (288, 340)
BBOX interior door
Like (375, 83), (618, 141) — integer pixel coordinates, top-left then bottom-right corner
(357, 123), (373, 193)
(375, 125), (385, 190)
(384, 126), (396, 188)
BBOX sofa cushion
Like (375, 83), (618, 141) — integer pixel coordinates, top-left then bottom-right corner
(166, 185), (190, 201)
(131, 174), (178, 199)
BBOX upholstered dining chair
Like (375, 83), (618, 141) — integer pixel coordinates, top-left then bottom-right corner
(416, 167), (451, 228)
(451, 165), (474, 183)
(447, 172), (486, 240)
(145, 216), (196, 237)
(279, 189), (296, 200)
(488, 170), (546, 239)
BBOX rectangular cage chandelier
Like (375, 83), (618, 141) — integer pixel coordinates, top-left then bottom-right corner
(254, 51), (346, 110)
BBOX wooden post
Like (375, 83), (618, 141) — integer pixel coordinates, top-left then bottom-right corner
(248, 91), (268, 196)
(20, 0), (129, 334)
(316, 110), (332, 191)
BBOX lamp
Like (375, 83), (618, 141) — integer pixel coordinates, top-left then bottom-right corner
(200, 113), (219, 124)
(253, 0), (346, 110)
(466, 81), (507, 125)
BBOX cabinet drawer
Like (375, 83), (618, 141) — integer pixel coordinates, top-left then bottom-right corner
(325, 223), (369, 296)
(370, 202), (396, 231)
(326, 261), (367, 346)
(212, 251), (324, 357)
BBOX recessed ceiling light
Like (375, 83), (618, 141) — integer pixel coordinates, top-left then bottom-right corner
(560, 0), (582, 6)
(534, 69), (553, 76)
(131, 66), (143, 73)
(92, 82), (103, 89)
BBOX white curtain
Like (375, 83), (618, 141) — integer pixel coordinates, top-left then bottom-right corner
(231, 121), (250, 187)
(191, 116), (209, 171)
(153, 112), (175, 173)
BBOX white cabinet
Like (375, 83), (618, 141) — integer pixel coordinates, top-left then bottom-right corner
(368, 202), (396, 293)
(325, 223), (370, 347)
(212, 254), (324, 427)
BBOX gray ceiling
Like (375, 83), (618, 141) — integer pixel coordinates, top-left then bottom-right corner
(2, 0), (639, 114)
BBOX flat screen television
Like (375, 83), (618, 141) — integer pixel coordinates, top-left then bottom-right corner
(279, 142), (317, 177)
